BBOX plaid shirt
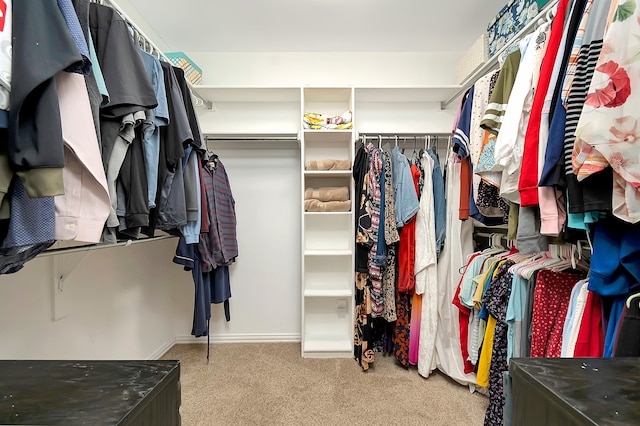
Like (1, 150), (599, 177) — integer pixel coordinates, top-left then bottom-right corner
(198, 158), (238, 271)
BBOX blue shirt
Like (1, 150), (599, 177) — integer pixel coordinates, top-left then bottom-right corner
(428, 148), (446, 257)
(140, 50), (170, 208)
(0, 177), (55, 274)
(506, 265), (533, 362)
(392, 146), (419, 227)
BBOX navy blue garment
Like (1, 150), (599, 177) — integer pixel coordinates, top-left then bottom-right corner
(174, 237), (210, 337)
(0, 177), (55, 274)
(428, 148), (446, 258)
(174, 236), (232, 337)
(539, 80), (567, 187)
(204, 265), (231, 322)
(453, 87), (473, 159)
(57, 0), (91, 74)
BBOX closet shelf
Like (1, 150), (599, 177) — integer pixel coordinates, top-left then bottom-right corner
(355, 86), (461, 103)
(440, 0), (559, 109)
(303, 170), (352, 177)
(303, 211), (352, 216)
(304, 289), (352, 298)
(304, 249), (352, 257)
(38, 235), (177, 258)
(191, 86), (301, 103)
(302, 340), (352, 354)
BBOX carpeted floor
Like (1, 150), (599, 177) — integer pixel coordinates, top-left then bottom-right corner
(162, 343), (488, 425)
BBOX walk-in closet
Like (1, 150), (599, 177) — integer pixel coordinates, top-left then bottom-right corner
(1, 0), (639, 424)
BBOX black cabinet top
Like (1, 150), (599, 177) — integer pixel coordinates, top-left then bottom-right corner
(510, 357), (640, 425)
(0, 360), (180, 425)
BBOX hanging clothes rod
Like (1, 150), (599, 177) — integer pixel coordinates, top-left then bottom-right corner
(93, 0), (213, 109)
(358, 133), (451, 147)
(358, 133), (451, 140)
(440, 0), (559, 110)
(38, 235), (177, 258)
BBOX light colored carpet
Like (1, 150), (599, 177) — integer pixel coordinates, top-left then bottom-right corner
(162, 343), (488, 426)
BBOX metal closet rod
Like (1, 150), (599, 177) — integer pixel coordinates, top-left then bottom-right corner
(93, 0), (213, 109)
(359, 133), (451, 140)
(38, 235), (177, 258)
(440, 0), (560, 110)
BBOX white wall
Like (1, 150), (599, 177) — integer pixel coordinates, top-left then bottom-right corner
(0, 139), (302, 360)
(187, 51), (460, 87)
(173, 142), (302, 343)
(0, 239), (187, 360)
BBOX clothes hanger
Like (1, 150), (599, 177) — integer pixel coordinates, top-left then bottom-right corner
(517, 244), (570, 279)
(626, 292), (640, 309)
(481, 233), (507, 256)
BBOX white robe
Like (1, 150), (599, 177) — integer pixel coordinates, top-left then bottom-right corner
(415, 153), (439, 377)
(433, 155), (477, 389)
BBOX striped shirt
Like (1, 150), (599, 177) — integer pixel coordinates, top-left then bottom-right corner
(561, 0), (594, 107)
(480, 49), (522, 135)
(563, 0), (612, 176)
(198, 158), (238, 271)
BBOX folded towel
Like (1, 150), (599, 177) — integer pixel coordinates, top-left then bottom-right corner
(304, 199), (351, 212)
(304, 186), (349, 202)
(305, 159), (351, 171)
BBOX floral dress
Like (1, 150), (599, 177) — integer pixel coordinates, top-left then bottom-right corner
(575, 0), (640, 222)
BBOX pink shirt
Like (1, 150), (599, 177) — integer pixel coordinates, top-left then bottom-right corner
(55, 72), (110, 243)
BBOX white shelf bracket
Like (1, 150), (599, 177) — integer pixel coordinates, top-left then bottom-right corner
(51, 250), (91, 321)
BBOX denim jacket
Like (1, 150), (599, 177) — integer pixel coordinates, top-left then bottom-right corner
(428, 148), (446, 257)
(392, 146), (419, 227)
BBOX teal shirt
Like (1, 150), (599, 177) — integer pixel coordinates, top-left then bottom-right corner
(88, 32), (110, 106)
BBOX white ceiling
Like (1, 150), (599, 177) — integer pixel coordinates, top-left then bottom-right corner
(123, 0), (507, 53)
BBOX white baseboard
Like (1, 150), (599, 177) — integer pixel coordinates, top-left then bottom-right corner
(147, 337), (177, 360)
(174, 333), (301, 344)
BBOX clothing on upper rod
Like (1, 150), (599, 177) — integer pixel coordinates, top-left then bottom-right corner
(3, 1), (237, 353)
(91, 0), (210, 108)
(449, 0), (640, 423)
(353, 131), (448, 371)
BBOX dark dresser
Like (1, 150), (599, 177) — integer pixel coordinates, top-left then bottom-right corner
(509, 358), (640, 426)
(0, 360), (180, 425)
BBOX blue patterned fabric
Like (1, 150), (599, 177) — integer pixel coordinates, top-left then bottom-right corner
(487, 0), (540, 57)
(0, 177), (55, 274)
(57, 0), (91, 74)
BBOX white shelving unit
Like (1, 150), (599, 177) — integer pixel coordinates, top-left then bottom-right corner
(301, 87), (355, 358)
(186, 84), (463, 358)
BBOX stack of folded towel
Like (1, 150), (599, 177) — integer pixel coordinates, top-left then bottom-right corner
(305, 159), (351, 171)
(304, 186), (351, 212)
(303, 111), (353, 130)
